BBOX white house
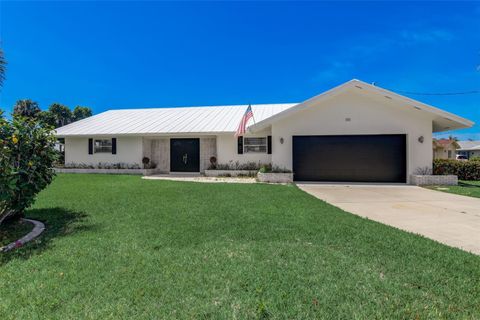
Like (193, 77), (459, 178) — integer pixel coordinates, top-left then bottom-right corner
(55, 79), (473, 183)
(457, 141), (480, 159)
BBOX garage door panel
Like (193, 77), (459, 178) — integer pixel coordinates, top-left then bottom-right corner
(292, 135), (406, 182)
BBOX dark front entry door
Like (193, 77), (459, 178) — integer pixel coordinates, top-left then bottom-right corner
(292, 134), (407, 182)
(170, 138), (200, 172)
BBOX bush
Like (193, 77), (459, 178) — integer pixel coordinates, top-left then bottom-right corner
(433, 159), (480, 181)
(141, 157), (156, 169)
(208, 161), (266, 171)
(259, 164), (292, 173)
(63, 162), (142, 169)
(0, 115), (57, 224)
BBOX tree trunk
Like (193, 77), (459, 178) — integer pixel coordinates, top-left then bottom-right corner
(0, 207), (23, 225)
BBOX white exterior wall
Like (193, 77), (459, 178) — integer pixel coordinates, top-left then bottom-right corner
(216, 129), (272, 166)
(271, 91), (433, 182)
(65, 136), (143, 166)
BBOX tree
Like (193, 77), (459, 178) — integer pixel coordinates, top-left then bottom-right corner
(73, 106), (92, 121)
(37, 110), (57, 128)
(0, 48), (6, 88)
(0, 115), (57, 224)
(13, 99), (41, 118)
(48, 103), (72, 127)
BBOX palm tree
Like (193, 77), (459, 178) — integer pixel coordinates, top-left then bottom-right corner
(0, 48), (6, 88)
(13, 99), (41, 118)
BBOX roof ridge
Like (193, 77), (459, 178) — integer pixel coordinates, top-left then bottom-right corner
(104, 103), (299, 112)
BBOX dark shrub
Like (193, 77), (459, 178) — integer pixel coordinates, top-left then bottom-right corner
(433, 159), (480, 180)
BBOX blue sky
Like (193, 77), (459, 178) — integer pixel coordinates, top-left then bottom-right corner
(1, 1), (479, 139)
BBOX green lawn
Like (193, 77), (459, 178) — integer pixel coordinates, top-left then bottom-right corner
(428, 181), (480, 199)
(1, 174), (479, 319)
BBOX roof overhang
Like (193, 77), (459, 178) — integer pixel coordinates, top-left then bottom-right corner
(248, 79), (474, 133)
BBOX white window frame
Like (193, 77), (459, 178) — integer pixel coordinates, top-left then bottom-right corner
(243, 137), (267, 154)
(94, 139), (112, 153)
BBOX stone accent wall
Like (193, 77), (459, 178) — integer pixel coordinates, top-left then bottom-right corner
(200, 137), (217, 172)
(257, 172), (293, 183)
(142, 138), (152, 160)
(151, 139), (170, 173)
(410, 175), (458, 186)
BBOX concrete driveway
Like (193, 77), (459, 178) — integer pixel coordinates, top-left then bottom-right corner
(297, 183), (480, 255)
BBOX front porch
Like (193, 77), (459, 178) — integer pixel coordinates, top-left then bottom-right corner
(142, 136), (217, 173)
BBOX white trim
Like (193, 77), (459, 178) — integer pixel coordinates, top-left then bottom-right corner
(248, 79), (474, 133)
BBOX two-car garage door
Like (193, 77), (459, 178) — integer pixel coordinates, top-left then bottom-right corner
(292, 135), (406, 182)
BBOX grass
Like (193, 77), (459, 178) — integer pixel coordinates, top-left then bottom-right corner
(0, 219), (33, 247)
(427, 181), (480, 199)
(1, 174), (479, 319)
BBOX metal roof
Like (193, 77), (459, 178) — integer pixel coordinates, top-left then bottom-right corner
(56, 79), (474, 137)
(55, 103), (298, 137)
(457, 140), (480, 151)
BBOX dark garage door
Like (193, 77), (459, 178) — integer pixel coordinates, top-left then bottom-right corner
(293, 135), (406, 182)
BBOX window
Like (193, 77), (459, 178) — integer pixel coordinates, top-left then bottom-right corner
(94, 139), (112, 153)
(448, 150), (452, 159)
(244, 137), (267, 153)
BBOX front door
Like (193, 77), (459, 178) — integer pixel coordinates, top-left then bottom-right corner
(170, 138), (200, 172)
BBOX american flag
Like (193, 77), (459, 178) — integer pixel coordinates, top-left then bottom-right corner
(235, 105), (254, 137)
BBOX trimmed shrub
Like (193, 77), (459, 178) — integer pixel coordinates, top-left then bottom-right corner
(0, 115), (57, 224)
(433, 159), (480, 181)
(208, 161), (266, 171)
(63, 162), (142, 169)
(259, 164), (292, 173)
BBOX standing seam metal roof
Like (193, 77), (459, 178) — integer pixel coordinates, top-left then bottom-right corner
(55, 104), (298, 136)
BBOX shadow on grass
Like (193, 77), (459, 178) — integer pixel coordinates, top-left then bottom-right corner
(0, 207), (94, 265)
(458, 181), (480, 188)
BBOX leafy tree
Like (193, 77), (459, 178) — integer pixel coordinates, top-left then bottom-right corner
(0, 48), (6, 88)
(37, 110), (57, 128)
(48, 103), (72, 127)
(0, 115), (57, 224)
(73, 106), (92, 121)
(13, 99), (40, 118)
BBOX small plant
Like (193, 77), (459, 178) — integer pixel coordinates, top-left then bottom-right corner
(209, 156), (217, 169)
(208, 161), (267, 171)
(259, 164), (291, 173)
(141, 157), (156, 169)
(414, 166), (432, 175)
(62, 162), (142, 169)
(142, 157), (150, 169)
(259, 164), (272, 173)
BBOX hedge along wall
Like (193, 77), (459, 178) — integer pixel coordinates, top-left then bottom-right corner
(433, 159), (480, 180)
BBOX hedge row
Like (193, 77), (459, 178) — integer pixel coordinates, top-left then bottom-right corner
(433, 159), (480, 180)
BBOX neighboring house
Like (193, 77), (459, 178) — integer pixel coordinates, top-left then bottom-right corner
(433, 138), (459, 160)
(55, 79), (474, 183)
(457, 140), (480, 159)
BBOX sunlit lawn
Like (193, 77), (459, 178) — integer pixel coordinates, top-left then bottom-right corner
(1, 174), (479, 319)
(428, 180), (480, 199)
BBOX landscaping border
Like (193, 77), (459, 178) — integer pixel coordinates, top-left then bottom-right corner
(0, 219), (45, 253)
(204, 170), (257, 177)
(55, 168), (158, 175)
(410, 174), (458, 186)
(257, 172), (293, 183)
